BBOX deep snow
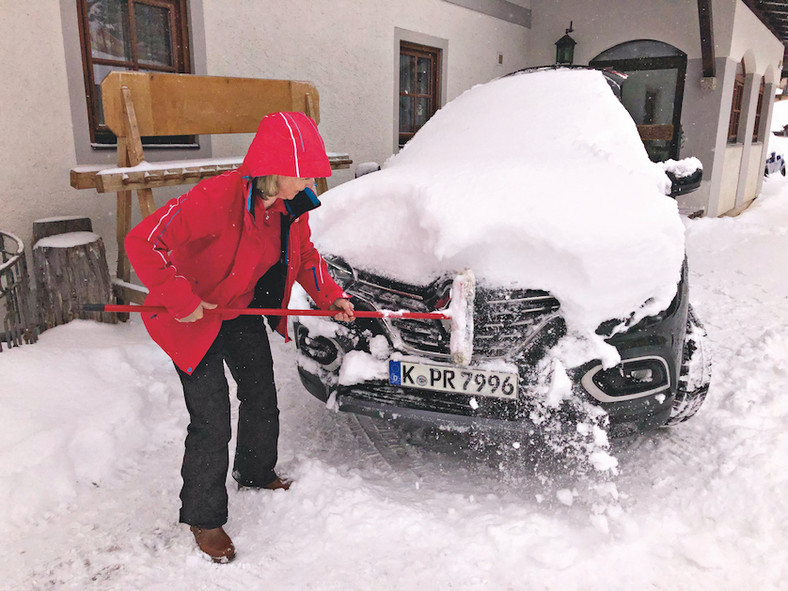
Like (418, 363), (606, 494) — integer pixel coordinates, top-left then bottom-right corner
(2, 131), (788, 591)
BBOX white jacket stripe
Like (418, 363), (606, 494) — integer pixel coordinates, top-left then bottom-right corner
(278, 112), (300, 178)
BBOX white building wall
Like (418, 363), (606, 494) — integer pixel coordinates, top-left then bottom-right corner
(1, 0), (531, 273)
(0, 0), (783, 282)
(527, 0), (782, 217)
(719, 144), (744, 213)
(0, 1), (99, 262)
(202, 0), (531, 190)
(726, 5), (784, 213)
(527, 0), (704, 65)
(730, 1), (784, 70)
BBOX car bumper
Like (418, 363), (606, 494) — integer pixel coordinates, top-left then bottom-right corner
(294, 262), (689, 437)
(298, 363), (672, 436)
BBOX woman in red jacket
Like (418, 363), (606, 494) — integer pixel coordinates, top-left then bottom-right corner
(126, 112), (354, 563)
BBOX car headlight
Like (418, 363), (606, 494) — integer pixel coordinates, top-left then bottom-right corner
(581, 356), (670, 402)
(295, 325), (343, 372)
(325, 255), (355, 289)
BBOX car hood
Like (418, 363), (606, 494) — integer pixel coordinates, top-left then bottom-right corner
(313, 69), (686, 339)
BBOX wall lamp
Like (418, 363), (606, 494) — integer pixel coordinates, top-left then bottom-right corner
(555, 21), (577, 65)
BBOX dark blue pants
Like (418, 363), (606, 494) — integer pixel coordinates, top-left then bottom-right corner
(175, 315), (279, 528)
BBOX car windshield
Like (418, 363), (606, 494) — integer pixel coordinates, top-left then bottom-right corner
(313, 68), (685, 347)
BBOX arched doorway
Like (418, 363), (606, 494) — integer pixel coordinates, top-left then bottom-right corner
(591, 40), (687, 162)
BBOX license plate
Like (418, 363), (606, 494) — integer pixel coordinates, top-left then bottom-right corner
(389, 360), (518, 399)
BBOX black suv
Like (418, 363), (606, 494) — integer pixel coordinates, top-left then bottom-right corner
(295, 67), (711, 437)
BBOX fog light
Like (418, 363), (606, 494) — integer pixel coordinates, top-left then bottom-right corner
(296, 326), (342, 371)
(581, 356), (670, 402)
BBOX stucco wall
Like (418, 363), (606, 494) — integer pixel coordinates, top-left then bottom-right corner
(0, 1), (98, 268)
(744, 142), (764, 198)
(708, 3), (782, 215)
(1, 0), (783, 285)
(527, 0), (783, 217)
(730, 1), (785, 70)
(1, 0), (531, 276)
(201, 0), (531, 190)
(527, 0), (704, 65)
(719, 145), (744, 213)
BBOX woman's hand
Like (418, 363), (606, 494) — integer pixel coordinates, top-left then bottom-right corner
(177, 300), (218, 323)
(329, 298), (355, 323)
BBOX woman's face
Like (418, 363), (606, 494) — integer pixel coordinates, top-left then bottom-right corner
(274, 176), (315, 201)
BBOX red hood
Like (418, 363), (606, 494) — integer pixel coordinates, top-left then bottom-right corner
(241, 111), (332, 179)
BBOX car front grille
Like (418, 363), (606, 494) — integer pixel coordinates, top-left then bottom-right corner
(346, 272), (561, 362)
(350, 277), (450, 356)
(474, 288), (561, 358)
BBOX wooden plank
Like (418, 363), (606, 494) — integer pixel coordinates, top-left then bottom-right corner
(73, 154), (353, 193)
(137, 188), (156, 218)
(102, 72), (320, 137)
(112, 280), (148, 305)
(121, 86), (146, 166)
(304, 91), (317, 121)
(697, 0), (716, 78)
(95, 164), (235, 193)
(116, 190), (132, 285)
(637, 124), (674, 141)
(70, 168), (100, 190)
(116, 135), (133, 286)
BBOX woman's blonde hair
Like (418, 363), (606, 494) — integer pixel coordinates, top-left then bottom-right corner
(255, 175), (279, 199)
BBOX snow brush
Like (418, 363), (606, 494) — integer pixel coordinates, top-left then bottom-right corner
(448, 269), (475, 366)
(82, 270), (476, 365)
(81, 303), (451, 320)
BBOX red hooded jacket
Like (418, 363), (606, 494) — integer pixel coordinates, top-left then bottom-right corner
(125, 112), (345, 374)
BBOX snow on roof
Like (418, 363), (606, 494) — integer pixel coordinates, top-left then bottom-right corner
(313, 69), (685, 342)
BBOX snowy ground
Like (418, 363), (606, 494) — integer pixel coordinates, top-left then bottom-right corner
(3, 167), (788, 590)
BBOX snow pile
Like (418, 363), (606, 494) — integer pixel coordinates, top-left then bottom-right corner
(315, 69), (685, 347)
(0, 321), (181, 527)
(770, 98), (788, 132)
(1, 174), (788, 587)
(2, 69), (787, 591)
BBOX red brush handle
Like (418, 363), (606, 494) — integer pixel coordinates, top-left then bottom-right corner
(83, 303), (450, 320)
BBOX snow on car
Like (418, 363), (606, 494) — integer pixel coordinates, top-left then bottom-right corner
(294, 67), (711, 438)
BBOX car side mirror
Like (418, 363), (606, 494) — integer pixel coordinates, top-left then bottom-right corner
(662, 157), (703, 197)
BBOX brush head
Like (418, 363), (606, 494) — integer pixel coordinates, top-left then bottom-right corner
(449, 269), (476, 366)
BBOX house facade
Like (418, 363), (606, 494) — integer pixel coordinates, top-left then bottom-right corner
(527, 0), (784, 217)
(0, 0), (783, 275)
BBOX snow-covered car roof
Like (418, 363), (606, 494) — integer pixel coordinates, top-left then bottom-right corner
(313, 68), (686, 339)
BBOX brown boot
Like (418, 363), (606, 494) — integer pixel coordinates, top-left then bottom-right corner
(189, 526), (236, 563)
(262, 476), (293, 490)
(237, 476), (293, 492)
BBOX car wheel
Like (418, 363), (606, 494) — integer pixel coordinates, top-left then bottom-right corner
(665, 305), (712, 425)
